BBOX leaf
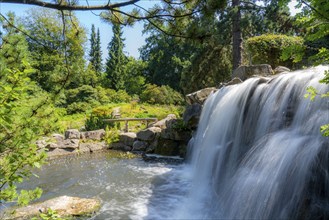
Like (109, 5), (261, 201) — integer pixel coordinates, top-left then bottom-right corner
(33, 162), (41, 169)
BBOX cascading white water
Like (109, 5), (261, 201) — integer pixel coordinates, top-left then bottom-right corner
(178, 66), (329, 219)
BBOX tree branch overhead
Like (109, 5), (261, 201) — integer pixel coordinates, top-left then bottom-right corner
(1, 0), (140, 11)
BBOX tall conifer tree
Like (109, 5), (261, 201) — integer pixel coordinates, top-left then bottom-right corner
(89, 24), (102, 75)
(105, 23), (126, 90)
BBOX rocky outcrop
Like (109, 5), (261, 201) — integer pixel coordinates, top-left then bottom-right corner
(186, 87), (218, 105)
(183, 103), (202, 130)
(79, 142), (107, 153)
(110, 142), (132, 151)
(151, 114), (176, 129)
(108, 114), (192, 157)
(136, 127), (162, 141)
(183, 65), (277, 131)
(274, 66), (290, 74)
(119, 132), (137, 146)
(225, 77), (243, 86)
(8, 196), (100, 219)
(37, 129), (108, 159)
(80, 129), (105, 140)
(232, 64), (274, 80)
(132, 140), (149, 151)
(65, 129), (80, 139)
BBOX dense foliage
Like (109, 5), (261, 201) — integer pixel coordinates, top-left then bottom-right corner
(0, 13), (60, 205)
(246, 34), (304, 68)
(140, 84), (184, 105)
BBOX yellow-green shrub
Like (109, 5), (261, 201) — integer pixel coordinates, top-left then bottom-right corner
(246, 34), (304, 68)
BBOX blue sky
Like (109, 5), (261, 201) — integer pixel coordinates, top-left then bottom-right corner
(0, 1), (300, 60)
(0, 1), (157, 60)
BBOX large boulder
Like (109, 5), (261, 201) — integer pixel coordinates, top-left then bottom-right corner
(9, 196), (101, 219)
(46, 139), (79, 150)
(62, 139), (80, 149)
(110, 142), (132, 151)
(119, 132), (137, 146)
(35, 138), (49, 149)
(151, 114), (177, 129)
(232, 64), (274, 80)
(183, 103), (202, 129)
(174, 131), (192, 142)
(186, 87), (217, 105)
(79, 142), (107, 153)
(136, 127), (162, 141)
(52, 134), (64, 142)
(132, 140), (149, 151)
(160, 128), (175, 140)
(80, 129), (105, 141)
(225, 77), (243, 86)
(274, 66), (290, 74)
(155, 139), (180, 156)
(47, 148), (76, 159)
(65, 129), (80, 139)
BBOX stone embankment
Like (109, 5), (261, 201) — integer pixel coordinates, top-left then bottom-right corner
(37, 114), (192, 158)
(111, 114), (191, 157)
(36, 129), (107, 159)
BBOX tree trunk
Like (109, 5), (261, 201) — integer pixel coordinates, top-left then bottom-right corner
(232, 0), (242, 71)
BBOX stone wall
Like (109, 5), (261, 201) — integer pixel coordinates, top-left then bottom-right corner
(110, 114), (192, 157)
(36, 129), (107, 159)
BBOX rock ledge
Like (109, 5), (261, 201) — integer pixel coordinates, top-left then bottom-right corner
(8, 196), (101, 219)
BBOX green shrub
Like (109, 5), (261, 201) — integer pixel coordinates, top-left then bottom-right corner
(66, 102), (93, 114)
(246, 34), (304, 68)
(64, 86), (133, 115)
(104, 126), (120, 145)
(85, 114), (115, 131)
(85, 106), (116, 131)
(140, 84), (184, 105)
(65, 85), (98, 104)
(95, 87), (132, 104)
(112, 90), (132, 103)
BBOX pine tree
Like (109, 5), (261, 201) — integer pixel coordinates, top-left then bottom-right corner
(89, 24), (102, 76)
(105, 23), (126, 91)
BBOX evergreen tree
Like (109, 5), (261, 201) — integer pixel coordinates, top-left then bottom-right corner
(89, 24), (102, 76)
(105, 23), (126, 91)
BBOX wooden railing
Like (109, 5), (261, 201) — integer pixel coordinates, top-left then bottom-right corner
(103, 118), (158, 132)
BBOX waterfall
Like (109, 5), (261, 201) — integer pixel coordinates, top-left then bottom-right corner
(179, 66), (329, 219)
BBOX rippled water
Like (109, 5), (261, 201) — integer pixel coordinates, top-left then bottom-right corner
(15, 152), (192, 219)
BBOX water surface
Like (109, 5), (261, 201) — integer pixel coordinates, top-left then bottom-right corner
(18, 152), (191, 219)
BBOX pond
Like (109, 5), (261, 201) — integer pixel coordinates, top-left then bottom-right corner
(15, 151), (192, 219)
